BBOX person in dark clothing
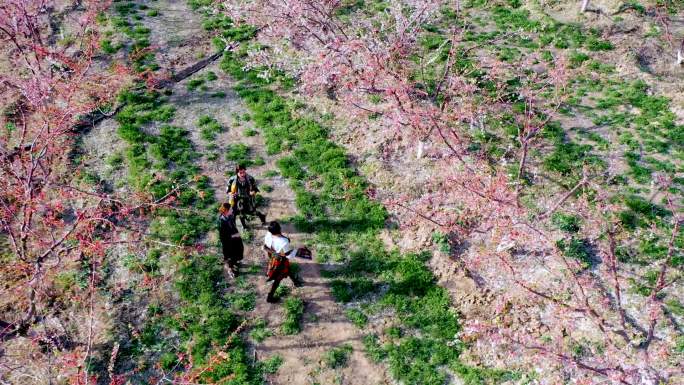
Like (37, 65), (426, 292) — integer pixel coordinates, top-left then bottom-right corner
(218, 202), (243, 276)
(226, 164), (266, 228)
(264, 221), (301, 303)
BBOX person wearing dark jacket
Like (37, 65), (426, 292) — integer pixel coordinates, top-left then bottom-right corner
(226, 164), (267, 228)
(218, 202), (243, 276)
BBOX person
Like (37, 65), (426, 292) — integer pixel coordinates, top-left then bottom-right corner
(218, 202), (243, 276)
(263, 221), (300, 303)
(226, 163), (266, 228)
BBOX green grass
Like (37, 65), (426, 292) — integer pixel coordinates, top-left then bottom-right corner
(362, 334), (386, 363)
(324, 344), (353, 368)
(556, 237), (592, 269)
(187, 78), (206, 91)
(228, 292), (257, 311)
(217, 49), (475, 382)
(225, 143), (252, 166)
(666, 299), (684, 316)
(551, 213), (581, 233)
(197, 115), (224, 141)
(249, 318), (273, 342)
(105, 152), (124, 169)
(113, 85), (256, 380)
(345, 308), (368, 328)
(281, 297), (304, 335)
(258, 355), (283, 374)
(205, 5), (662, 384)
(100, 39), (122, 54)
(104, 5), (266, 382)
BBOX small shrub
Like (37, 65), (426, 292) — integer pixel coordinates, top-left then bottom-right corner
(569, 51), (590, 68)
(225, 143), (252, 165)
(228, 292), (256, 311)
(159, 352), (178, 370)
(276, 157), (305, 179)
(197, 116), (224, 141)
(324, 344), (353, 368)
(281, 297), (304, 335)
(432, 231), (451, 253)
(556, 237), (592, 268)
(259, 354), (283, 374)
(345, 308), (368, 328)
(187, 78), (206, 91)
(330, 278), (375, 302)
(274, 285), (290, 299)
(586, 37), (614, 51)
(363, 334), (386, 363)
(543, 142), (596, 176)
(106, 153), (124, 168)
(100, 39), (122, 54)
(249, 318), (273, 342)
(252, 156), (266, 166)
(385, 337), (457, 385)
(665, 299), (684, 316)
(188, 0), (213, 10)
(551, 213), (581, 233)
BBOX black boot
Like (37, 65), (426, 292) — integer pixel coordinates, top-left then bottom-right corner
(257, 212), (266, 225)
(238, 215), (249, 230)
(267, 279), (280, 303)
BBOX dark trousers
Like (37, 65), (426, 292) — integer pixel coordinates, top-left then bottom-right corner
(221, 237), (243, 273)
(235, 198), (266, 227)
(267, 272), (299, 302)
(236, 211), (266, 228)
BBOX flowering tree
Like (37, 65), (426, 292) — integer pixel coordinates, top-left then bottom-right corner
(222, 0), (683, 383)
(0, 1), (154, 383)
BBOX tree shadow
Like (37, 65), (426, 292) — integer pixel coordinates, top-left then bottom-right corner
(292, 216), (383, 234)
(256, 335), (363, 352)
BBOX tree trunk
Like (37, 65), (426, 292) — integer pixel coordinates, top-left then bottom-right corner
(581, 0), (590, 12)
(416, 140), (426, 159)
(517, 141), (529, 181)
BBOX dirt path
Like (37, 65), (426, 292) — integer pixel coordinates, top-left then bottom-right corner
(172, 62), (389, 385)
(141, 2), (391, 383)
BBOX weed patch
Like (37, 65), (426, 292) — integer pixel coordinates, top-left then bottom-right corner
(281, 297), (304, 335)
(103, 4), (265, 381)
(197, 115), (224, 141)
(324, 344), (353, 368)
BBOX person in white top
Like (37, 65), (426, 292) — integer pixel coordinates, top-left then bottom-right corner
(264, 225), (296, 259)
(263, 221), (301, 302)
